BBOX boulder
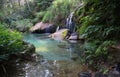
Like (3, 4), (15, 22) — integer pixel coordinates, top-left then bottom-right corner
(22, 42), (35, 54)
(30, 22), (56, 33)
(68, 32), (79, 40)
(49, 29), (69, 40)
(19, 42), (37, 61)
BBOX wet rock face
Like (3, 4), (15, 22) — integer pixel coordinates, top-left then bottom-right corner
(30, 22), (57, 33)
(49, 29), (69, 40)
(68, 32), (79, 40)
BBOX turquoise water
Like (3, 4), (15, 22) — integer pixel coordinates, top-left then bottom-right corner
(0, 33), (85, 77)
(23, 33), (83, 61)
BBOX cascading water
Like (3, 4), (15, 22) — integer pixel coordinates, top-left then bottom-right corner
(66, 12), (75, 33)
(0, 2), (89, 77)
(56, 26), (60, 32)
(66, 3), (83, 34)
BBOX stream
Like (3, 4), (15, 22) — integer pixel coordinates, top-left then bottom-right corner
(0, 33), (88, 77)
(23, 33), (88, 77)
(23, 33), (84, 61)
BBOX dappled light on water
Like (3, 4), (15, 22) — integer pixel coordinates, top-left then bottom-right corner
(24, 33), (83, 60)
(36, 47), (49, 52)
(22, 33), (87, 77)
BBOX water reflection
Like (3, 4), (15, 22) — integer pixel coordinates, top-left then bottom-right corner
(20, 33), (87, 77)
(0, 33), (86, 77)
(23, 33), (83, 61)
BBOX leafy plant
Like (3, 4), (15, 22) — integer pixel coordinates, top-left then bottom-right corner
(11, 19), (33, 31)
(82, 40), (116, 66)
(0, 24), (24, 60)
(34, 0), (80, 25)
(81, 25), (120, 40)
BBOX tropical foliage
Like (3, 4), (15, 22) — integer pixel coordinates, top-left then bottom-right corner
(0, 24), (24, 60)
(0, 0), (120, 68)
(75, 0), (120, 65)
(34, 0), (80, 25)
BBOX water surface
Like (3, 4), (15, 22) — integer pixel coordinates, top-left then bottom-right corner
(23, 33), (83, 61)
(2, 33), (87, 77)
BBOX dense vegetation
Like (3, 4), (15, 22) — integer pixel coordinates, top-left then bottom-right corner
(75, 0), (120, 66)
(0, 0), (81, 61)
(0, 0), (28, 60)
(0, 24), (24, 60)
(0, 0), (120, 70)
(33, 0), (80, 25)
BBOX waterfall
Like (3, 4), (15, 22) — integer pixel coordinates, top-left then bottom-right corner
(66, 3), (83, 33)
(67, 12), (74, 29)
(56, 26), (60, 32)
(66, 12), (75, 33)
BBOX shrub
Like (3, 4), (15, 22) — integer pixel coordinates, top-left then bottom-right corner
(11, 19), (33, 31)
(82, 40), (116, 65)
(0, 24), (24, 60)
(75, 0), (120, 66)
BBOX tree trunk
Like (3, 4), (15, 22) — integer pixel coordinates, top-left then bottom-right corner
(25, 0), (31, 12)
(18, 0), (21, 6)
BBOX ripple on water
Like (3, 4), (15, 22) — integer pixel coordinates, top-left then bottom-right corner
(23, 60), (88, 77)
(23, 33), (84, 61)
(21, 33), (87, 77)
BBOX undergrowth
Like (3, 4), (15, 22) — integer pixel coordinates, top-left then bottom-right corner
(75, 0), (120, 68)
(0, 24), (25, 60)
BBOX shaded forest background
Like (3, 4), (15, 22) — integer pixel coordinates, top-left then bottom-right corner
(0, 0), (120, 69)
